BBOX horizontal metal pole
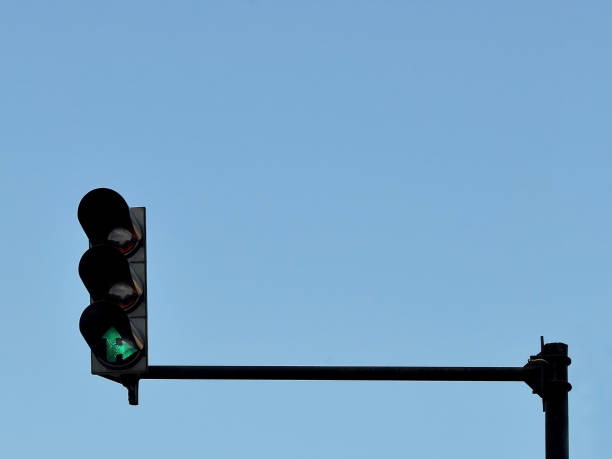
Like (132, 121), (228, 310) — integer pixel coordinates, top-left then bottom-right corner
(144, 365), (533, 382)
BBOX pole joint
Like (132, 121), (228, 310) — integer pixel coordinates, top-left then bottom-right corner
(523, 337), (571, 411)
(120, 376), (140, 405)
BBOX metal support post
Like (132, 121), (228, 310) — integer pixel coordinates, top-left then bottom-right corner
(107, 338), (570, 459)
(525, 340), (571, 459)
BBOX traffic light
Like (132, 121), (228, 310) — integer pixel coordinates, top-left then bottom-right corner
(78, 188), (148, 396)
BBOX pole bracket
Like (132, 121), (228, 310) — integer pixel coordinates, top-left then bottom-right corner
(120, 376), (140, 405)
(523, 337), (572, 411)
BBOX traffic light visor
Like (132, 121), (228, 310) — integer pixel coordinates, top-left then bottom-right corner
(79, 245), (143, 311)
(78, 188), (141, 255)
(79, 301), (143, 367)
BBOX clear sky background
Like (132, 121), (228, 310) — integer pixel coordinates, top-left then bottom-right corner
(1, 2), (610, 458)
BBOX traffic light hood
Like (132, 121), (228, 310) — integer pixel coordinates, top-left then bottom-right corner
(78, 188), (141, 255)
(79, 301), (144, 368)
(79, 245), (143, 311)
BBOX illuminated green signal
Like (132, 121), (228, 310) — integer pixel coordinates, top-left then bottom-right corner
(102, 327), (138, 363)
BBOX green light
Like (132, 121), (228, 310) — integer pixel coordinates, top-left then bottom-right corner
(102, 326), (138, 363)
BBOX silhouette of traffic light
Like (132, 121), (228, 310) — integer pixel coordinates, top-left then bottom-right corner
(78, 188), (148, 379)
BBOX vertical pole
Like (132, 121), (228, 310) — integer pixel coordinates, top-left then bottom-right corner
(541, 343), (571, 459)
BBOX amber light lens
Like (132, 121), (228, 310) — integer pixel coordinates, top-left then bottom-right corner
(108, 278), (143, 310)
(79, 246), (143, 312)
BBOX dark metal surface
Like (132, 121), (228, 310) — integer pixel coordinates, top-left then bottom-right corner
(144, 365), (534, 381)
(541, 343), (571, 459)
(112, 340), (571, 459)
(546, 390), (569, 459)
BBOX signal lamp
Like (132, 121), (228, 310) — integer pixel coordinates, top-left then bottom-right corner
(79, 301), (144, 367)
(78, 188), (141, 255)
(79, 245), (143, 311)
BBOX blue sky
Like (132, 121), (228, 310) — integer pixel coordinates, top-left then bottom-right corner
(1, 2), (610, 458)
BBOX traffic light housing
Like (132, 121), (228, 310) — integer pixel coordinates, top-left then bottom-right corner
(78, 188), (148, 390)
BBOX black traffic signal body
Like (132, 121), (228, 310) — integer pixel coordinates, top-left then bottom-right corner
(78, 188), (148, 379)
